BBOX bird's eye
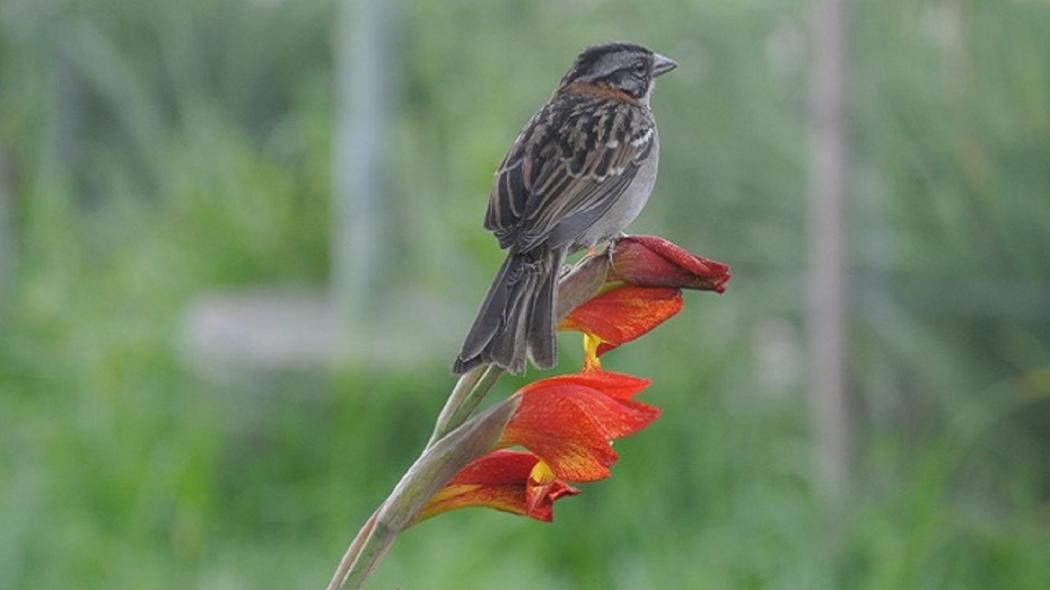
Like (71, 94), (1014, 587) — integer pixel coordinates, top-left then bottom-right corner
(633, 61), (647, 74)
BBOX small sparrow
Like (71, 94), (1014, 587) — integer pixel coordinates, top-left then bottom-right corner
(454, 42), (678, 375)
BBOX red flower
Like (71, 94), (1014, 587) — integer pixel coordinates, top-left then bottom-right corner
(561, 236), (731, 368)
(560, 286), (683, 361)
(498, 371), (660, 482)
(418, 450), (579, 523)
(420, 371), (660, 523)
(610, 235), (731, 293)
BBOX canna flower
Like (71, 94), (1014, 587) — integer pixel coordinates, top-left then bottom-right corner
(419, 370), (660, 522)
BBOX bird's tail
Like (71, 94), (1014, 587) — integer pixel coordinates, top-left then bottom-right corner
(453, 248), (563, 375)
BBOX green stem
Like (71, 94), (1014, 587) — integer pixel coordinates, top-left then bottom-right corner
(325, 509), (379, 590)
(341, 523), (397, 590)
(426, 364), (486, 448)
(328, 399), (519, 589)
(432, 364), (504, 443)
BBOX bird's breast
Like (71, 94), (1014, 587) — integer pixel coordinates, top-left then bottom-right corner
(575, 128), (660, 249)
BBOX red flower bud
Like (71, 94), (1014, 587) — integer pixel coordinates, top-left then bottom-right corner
(610, 235), (731, 293)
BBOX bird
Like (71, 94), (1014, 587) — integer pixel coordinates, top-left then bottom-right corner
(453, 42), (678, 376)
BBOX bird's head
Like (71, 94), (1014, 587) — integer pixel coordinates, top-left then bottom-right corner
(558, 42), (678, 102)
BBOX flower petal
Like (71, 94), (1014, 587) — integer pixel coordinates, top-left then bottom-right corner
(417, 450), (580, 523)
(611, 235), (731, 293)
(500, 379), (661, 482)
(560, 286), (683, 356)
(518, 369), (652, 399)
(524, 460), (579, 521)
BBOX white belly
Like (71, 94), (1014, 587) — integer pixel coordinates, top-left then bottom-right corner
(575, 129), (660, 248)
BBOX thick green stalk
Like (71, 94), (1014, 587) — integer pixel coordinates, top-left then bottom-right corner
(325, 509), (379, 590)
(426, 364), (486, 448)
(341, 523), (396, 590)
(331, 399), (519, 589)
(428, 364), (504, 445)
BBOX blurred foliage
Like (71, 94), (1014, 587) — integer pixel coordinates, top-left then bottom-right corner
(1, 0), (1048, 589)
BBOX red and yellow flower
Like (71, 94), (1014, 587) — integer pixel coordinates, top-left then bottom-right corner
(418, 450), (579, 523)
(420, 370), (658, 521)
(562, 235), (731, 369)
(421, 236), (729, 523)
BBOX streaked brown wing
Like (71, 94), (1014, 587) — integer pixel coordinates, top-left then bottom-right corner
(484, 94), (654, 252)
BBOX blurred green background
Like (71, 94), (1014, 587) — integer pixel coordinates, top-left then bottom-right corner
(1, 0), (1048, 588)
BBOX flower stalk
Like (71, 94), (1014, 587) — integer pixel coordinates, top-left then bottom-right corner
(328, 398), (520, 590)
(326, 236), (730, 589)
(335, 519), (394, 590)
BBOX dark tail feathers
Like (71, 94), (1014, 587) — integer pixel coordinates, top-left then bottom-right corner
(453, 248), (563, 375)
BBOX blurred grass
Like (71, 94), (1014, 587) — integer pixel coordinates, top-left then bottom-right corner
(1, 0), (1049, 588)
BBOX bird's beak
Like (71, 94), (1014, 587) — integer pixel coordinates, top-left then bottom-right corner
(652, 52), (678, 77)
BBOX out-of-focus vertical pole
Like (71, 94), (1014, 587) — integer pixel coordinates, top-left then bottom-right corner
(808, 0), (849, 540)
(333, 0), (393, 350)
(0, 150), (9, 295)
